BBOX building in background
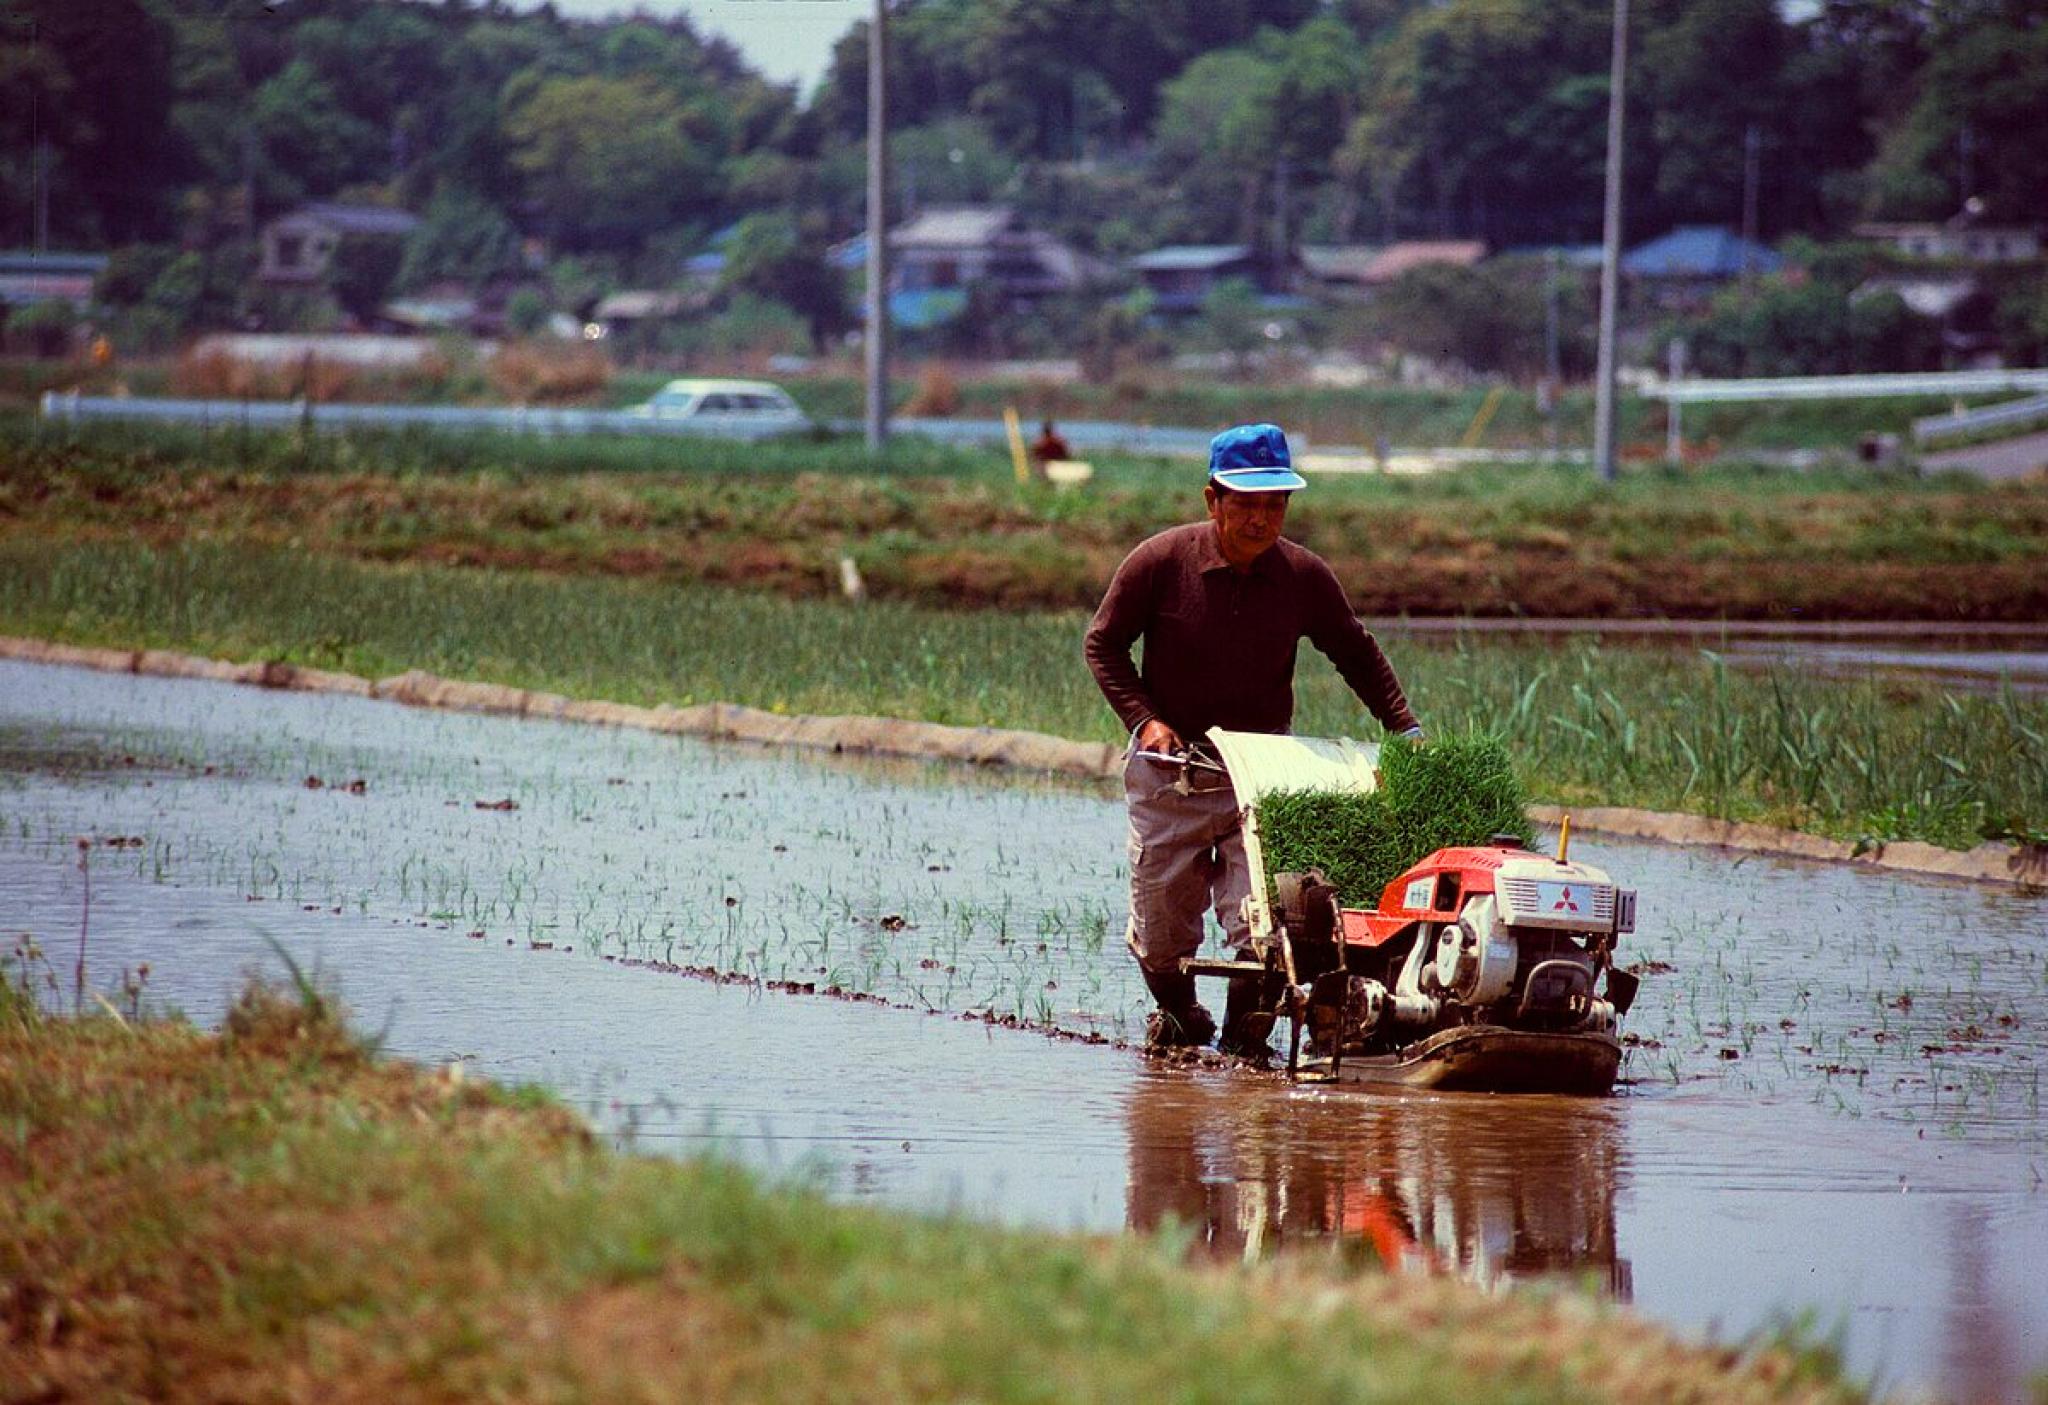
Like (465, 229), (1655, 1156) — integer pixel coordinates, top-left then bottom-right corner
(258, 204), (421, 286)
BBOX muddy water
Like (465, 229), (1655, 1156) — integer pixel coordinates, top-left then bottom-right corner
(2, 659), (2045, 1402)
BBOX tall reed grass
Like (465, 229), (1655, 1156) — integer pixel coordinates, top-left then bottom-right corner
(0, 539), (2038, 849)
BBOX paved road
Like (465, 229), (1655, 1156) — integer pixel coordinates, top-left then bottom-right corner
(1923, 429), (2048, 480)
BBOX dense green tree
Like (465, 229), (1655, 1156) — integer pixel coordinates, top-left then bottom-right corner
(0, 0), (179, 243)
(1636, 0), (1790, 229)
(1153, 16), (1367, 247)
(812, 0), (1318, 152)
(894, 117), (1017, 210)
(1194, 277), (1270, 370)
(328, 238), (405, 323)
(1357, 259), (1582, 378)
(505, 74), (720, 253)
(249, 59), (386, 209)
(94, 245), (179, 308)
(1674, 272), (1944, 377)
(1863, 11), (2048, 223)
(718, 212), (851, 352)
(504, 287), (551, 337)
(398, 188), (525, 291)
(8, 295), (74, 355)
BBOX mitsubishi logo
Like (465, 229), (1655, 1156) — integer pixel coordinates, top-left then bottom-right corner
(1553, 886), (1580, 913)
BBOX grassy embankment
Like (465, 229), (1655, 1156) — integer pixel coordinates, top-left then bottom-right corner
(7, 413), (2045, 619)
(2, 537), (2041, 852)
(3, 415), (2044, 847)
(0, 974), (1863, 1404)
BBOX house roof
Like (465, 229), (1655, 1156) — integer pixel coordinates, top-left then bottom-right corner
(1852, 275), (1983, 319)
(0, 251), (107, 276)
(275, 203), (422, 238)
(891, 206), (1018, 249)
(1130, 245), (1254, 273)
(1298, 245), (1383, 282)
(1622, 225), (1781, 278)
(381, 294), (478, 330)
(1360, 241), (1486, 282)
(594, 290), (690, 321)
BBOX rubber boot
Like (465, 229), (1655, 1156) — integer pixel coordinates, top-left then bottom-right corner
(1141, 967), (1216, 1049)
(1218, 968), (1277, 1063)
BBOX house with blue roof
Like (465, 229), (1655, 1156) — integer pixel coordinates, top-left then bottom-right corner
(1624, 223), (1779, 283)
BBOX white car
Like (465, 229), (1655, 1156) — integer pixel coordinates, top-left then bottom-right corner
(630, 378), (811, 437)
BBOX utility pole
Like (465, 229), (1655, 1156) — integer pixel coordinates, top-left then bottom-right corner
(1665, 337), (1686, 467)
(1271, 154), (1290, 292)
(863, 0), (890, 452)
(29, 18), (47, 254)
(1591, 0), (1629, 484)
(1544, 248), (1562, 457)
(1740, 121), (1761, 287)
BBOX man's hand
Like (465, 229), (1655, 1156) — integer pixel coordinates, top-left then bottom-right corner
(1137, 718), (1185, 754)
(1399, 724), (1425, 743)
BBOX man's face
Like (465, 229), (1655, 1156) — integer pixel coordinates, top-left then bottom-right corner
(1204, 484), (1290, 568)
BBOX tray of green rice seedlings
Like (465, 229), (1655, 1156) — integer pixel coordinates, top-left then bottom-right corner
(1255, 731), (1534, 909)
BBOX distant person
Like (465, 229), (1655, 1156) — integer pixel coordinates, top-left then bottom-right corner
(1030, 418), (1071, 476)
(1084, 423), (1423, 1056)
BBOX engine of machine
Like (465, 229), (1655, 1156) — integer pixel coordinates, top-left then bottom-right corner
(1314, 855), (1636, 1054)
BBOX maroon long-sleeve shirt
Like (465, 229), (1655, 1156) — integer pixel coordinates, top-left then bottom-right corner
(1084, 522), (1417, 743)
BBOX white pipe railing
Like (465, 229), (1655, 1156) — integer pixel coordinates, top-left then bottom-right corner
(1644, 369), (2048, 404)
(1912, 392), (2048, 444)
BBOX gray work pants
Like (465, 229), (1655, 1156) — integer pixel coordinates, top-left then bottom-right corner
(1122, 751), (1252, 975)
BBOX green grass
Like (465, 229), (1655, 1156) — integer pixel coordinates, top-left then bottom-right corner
(0, 538), (2040, 850)
(1259, 733), (1537, 907)
(8, 411), (2046, 620)
(0, 985), (1867, 1403)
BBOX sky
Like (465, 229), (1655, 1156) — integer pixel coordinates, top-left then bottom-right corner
(538, 0), (869, 97)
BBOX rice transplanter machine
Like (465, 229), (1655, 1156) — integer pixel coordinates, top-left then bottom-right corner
(1182, 729), (1642, 1095)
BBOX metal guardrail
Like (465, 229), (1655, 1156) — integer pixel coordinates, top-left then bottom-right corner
(38, 393), (1229, 458)
(822, 414), (1220, 458)
(36, 391), (809, 440)
(1912, 392), (2048, 445)
(1643, 368), (2048, 404)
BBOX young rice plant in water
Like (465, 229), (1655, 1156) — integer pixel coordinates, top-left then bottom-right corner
(1257, 732), (1534, 907)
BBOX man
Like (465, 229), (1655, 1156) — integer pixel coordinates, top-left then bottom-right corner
(1030, 417), (1071, 473)
(1084, 423), (1421, 1055)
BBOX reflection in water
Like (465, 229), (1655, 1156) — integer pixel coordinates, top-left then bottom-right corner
(1944, 1205), (2018, 1405)
(1124, 1071), (1630, 1298)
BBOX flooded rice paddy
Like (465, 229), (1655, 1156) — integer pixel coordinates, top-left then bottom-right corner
(2, 658), (2045, 1402)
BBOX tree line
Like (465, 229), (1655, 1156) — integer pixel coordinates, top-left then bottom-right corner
(2, 0), (2043, 369)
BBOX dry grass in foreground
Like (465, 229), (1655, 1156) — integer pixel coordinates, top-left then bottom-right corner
(0, 980), (1868, 1405)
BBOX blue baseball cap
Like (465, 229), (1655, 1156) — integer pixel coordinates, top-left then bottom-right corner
(1207, 423), (1306, 493)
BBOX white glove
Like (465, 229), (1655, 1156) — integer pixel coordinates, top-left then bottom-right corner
(1399, 725), (1425, 742)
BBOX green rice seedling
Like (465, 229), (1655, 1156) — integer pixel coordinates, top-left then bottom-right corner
(1256, 732), (1533, 907)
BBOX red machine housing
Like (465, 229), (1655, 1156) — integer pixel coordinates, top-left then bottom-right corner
(1339, 845), (1524, 949)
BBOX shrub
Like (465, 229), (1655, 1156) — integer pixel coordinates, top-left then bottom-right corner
(10, 299), (78, 357)
(902, 363), (961, 416)
(487, 340), (613, 403)
(171, 348), (359, 402)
